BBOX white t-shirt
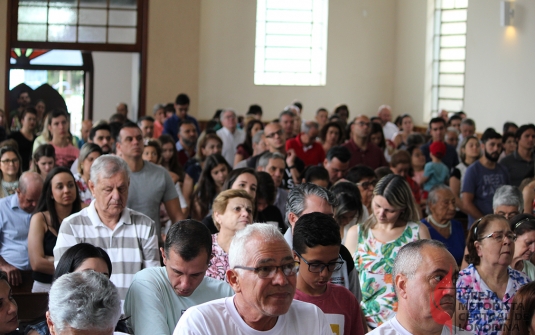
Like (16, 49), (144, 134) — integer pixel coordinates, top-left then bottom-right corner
(174, 297), (333, 335)
(368, 316), (474, 335)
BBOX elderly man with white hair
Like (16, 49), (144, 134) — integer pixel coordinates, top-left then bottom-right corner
(369, 240), (472, 335)
(378, 105), (399, 140)
(54, 155), (159, 302)
(174, 223), (332, 334)
(46, 270), (127, 335)
(216, 108), (245, 167)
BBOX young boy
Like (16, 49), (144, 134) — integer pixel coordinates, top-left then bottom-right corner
(421, 141), (449, 192)
(293, 212), (366, 335)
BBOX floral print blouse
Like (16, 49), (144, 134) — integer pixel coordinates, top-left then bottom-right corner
(206, 234), (229, 281)
(456, 264), (530, 335)
(74, 173), (93, 205)
(353, 221), (422, 328)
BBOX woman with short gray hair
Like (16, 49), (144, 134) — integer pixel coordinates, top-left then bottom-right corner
(421, 185), (465, 265)
(493, 185), (524, 219)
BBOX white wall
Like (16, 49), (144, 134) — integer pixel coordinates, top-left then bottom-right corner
(464, 0), (535, 131)
(197, 0), (398, 121)
(92, 52), (139, 122)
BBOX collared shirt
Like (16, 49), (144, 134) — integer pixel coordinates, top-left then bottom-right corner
(216, 127), (245, 168)
(500, 150), (535, 187)
(163, 114), (201, 142)
(54, 200), (160, 300)
(342, 139), (388, 169)
(0, 194), (32, 270)
(175, 140), (196, 167)
(285, 134), (325, 166)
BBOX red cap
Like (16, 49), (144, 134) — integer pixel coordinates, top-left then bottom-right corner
(430, 141), (447, 159)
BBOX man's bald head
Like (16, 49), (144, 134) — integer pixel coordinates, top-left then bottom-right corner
(17, 172), (43, 213)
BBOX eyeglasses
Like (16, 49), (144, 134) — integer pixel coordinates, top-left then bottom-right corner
(479, 231), (517, 242)
(496, 211), (520, 220)
(234, 261), (300, 279)
(265, 129), (283, 139)
(0, 159), (19, 165)
(356, 180), (377, 189)
(294, 251), (344, 273)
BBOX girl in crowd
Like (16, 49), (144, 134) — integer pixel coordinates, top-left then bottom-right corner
(345, 165), (377, 219)
(345, 174), (430, 328)
(499, 132), (517, 161)
(190, 154), (230, 221)
(407, 145), (426, 186)
(74, 143), (102, 205)
(159, 135), (183, 180)
(0, 271), (18, 335)
(370, 123), (395, 162)
(319, 121), (344, 154)
(206, 189), (254, 281)
(30, 144), (55, 180)
(330, 181), (363, 244)
(43, 110), (79, 169)
(0, 147), (22, 198)
(450, 135), (480, 209)
(455, 214), (530, 335)
(28, 167), (81, 293)
(392, 114), (415, 149)
(510, 214), (535, 280)
(183, 134), (223, 209)
(503, 281), (535, 334)
(234, 120), (264, 166)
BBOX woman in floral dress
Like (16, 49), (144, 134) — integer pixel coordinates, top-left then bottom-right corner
(345, 174), (431, 329)
(455, 214), (530, 335)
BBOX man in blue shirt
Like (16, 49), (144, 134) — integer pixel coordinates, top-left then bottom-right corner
(462, 129), (510, 226)
(0, 172), (43, 286)
(421, 117), (460, 170)
(163, 93), (200, 142)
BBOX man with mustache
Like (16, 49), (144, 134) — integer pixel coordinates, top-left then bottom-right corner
(174, 223), (332, 335)
(176, 119), (198, 167)
(462, 128), (510, 226)
(369, 240), (472, 335)
(54, 155), (160, 303)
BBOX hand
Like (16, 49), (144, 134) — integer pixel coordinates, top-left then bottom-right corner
(286, 149), (296, 166)
(0, 263), (21, 286)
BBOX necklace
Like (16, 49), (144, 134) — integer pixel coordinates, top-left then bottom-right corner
(2, 180), (19, 196)
(427, 215), (451, 229)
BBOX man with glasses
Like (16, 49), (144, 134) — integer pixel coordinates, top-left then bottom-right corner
(343, 114), (388, 169)
(174, 223), (332, 334)
(285, 183), (363, 302)
(293, 212), (366, 335)
(125, 220), (233, 335)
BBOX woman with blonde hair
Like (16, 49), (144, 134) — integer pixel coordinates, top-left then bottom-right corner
(345, 174), (430, 329)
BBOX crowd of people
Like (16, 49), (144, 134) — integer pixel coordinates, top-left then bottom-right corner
(1, 91), (535, 334)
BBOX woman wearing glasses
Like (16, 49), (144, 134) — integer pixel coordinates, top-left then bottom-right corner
(345, 174), (430, 329)
(510, 214), (535, 280)
(0, 147), (22, 199)
(455, 214), (530, 335)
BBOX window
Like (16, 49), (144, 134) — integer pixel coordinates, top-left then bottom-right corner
(254, 0), (329, 86)
(431, 0), (468, 115)
(16, 0), (138, 45)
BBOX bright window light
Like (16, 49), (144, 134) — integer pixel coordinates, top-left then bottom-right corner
(254, 0), (328, 86)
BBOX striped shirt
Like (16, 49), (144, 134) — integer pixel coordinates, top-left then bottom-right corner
(53, 200), (160, 300)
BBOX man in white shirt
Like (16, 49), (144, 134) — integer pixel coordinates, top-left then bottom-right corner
(369, 240), (473, 335)
(216, 109), (245, 167)
(124, 220), (234, 335)
(378, 105), (399, 140)
(174, 223), (332, 335)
